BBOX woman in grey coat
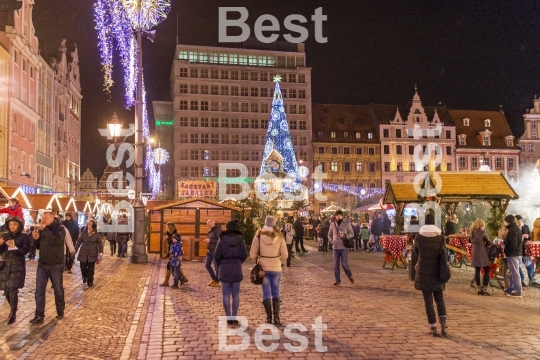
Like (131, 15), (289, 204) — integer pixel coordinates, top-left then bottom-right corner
(75, 219), (103, 288)
(469, 219), (492, 295)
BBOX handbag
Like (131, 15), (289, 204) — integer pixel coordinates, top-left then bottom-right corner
(438, 237), (451, 283)
(486, 245), (502, 260)
(250, 233), (265, 285)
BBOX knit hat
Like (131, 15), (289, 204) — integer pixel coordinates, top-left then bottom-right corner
(265, 216), (275, 228)
(504, 214), (515, 224)
(226, 219), (239, 230)
(335, 210), (343, 216)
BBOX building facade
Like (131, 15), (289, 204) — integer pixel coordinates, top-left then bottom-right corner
(79, 167), (97, 196)
(169, 43), (312, 197)
(0, 43), (9, 183)
(450, 109), (520, 181)
(36, 52), (54, 193)
(519, 96), (540, 172)
(371, 90), (456, 185)
(153, 101), (174, 198)
(312, 104), (381, 212)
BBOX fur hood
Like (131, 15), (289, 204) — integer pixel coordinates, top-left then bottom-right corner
(220, 229), (243, 237)
(419, 224), (442, 237)
(258, 229), (282, 245)
(534, 218), (540, 229)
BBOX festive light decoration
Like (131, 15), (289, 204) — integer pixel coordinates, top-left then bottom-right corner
(123, 0), (171, 30)
(298, 166), (309, 178)
(260, 77), (300, 180)
(153, 147), (169, 165)
(478, 165), (491, 171)
(311, 183), (386, 200)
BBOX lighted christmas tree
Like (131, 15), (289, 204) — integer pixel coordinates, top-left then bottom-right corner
(260, 75), (300, 180)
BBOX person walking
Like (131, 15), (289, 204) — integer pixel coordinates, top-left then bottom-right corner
(371, 214), (384, 252)
(382, 213), (392, 234)
(75, 219), (103, 288)
(160, 223), (188, 286)
(469, 219), (492, 295)
(204, 219), (222, 287)
(516, 215), (535, 286)
(414, 213), (448, 337)
(116, 215), (129, 258)
(503, 215), (523, 297)
(105, 219), (117, 256)
(250, 216), (288, 326)
(215, 219), (247, 325)
(0, 216), (30, 324)
(168, 229), (183, 289)
(444, 214), (459, 236)
(62, 212), (80, 274)
(321, 216), (330, 252)
(360, 223), (370, 252)
(293, 216), (306, 253)
(283, 217), (295, 266)
(328, 210), (354, 286)
(30, 211), (73, 323)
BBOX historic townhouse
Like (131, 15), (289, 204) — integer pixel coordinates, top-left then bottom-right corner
(519, 96), (540, 173)
(312, 104), (381, 212)
(450, 109), (520, 181)
(370, 89), (456, 185)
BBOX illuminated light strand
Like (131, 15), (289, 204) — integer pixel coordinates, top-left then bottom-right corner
(311, 183), (386, 199)
(123, 0), (171, 30)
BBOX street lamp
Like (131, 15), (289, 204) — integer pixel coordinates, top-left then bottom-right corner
(107, 113), (147, 263)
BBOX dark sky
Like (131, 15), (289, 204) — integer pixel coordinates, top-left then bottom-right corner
(32, 0), (540, 179)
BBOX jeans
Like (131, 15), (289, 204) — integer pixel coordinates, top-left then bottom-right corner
(373, 235), (382, 252)
(295, 236), (305, 251)
(322, 236), (329, 251)
(171, 265), (180, 286)
(362, 239), (369, 251)
(80, 262), (96, 286)
(355, 238), (361, 250)
(65, 245), (74, 271)
(221, 282), (240, 317)
(205, 250), (219, 282)
(262, 271), (281, 300)
(421, 290), (446, 325)
(286, 243), (293, 266)
(333, 249), (352, 283)
(507, 256), (522, 295)
(519, 257), (535, 282)
(475, 266), (490, 286)
(109, 241), (116, 255)
(35, 263), (65, 317)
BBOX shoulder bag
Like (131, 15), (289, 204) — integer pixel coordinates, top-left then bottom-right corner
(439, 236), (451, 283)
(250, 233), (265, 285)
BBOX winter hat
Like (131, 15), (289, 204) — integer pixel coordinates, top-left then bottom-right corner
(265, 216), (275, 228)
(425, 213), (435, 225)
(226, 219), (239, 230)
(504, 214), (515, 224)
(335, 210), (343, 216)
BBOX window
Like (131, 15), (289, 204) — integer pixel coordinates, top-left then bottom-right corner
(532, 131), (537, 139)
(221, 134), (229, 144)
(232, 151), (239, 161)
(397, 162), (403, 172)
(300, 136), (307, 146)
(179, 84), (187, 93)
(459, 136), (466, 146)
(383, 145), (390, 155)
(251, 135), (259, 145)
(241, 135), (249, 145)
(190, 134), (198, 143)
(241, 119), (249, 128)
(367, 132), (373, 140)
(179, 117), (188, 126)
(356, 147), (362, 155)
(483, 136), (490, 146)
(484, 119), (491, 127)
(369, 163), (376, 173)
(190, 167), (199, 178)
(179, 68), (187, 77)
(221, 70), (228, 79)
(472, 157), (478, 168)
(384, 162), (390, 172)
(331, 147), (338, 155)
(368, 148), (375, 155)
(231, 135), (239, 144)
(251, 151), (259, 161)
(447, 163), (452, 171)
(445, 130), (451, 139)
(383, 129), (389, 138)
(289, 120), (297, 130)
(299, 105), (306, 114)
(261, 103), (269, 113)
(220, 86), (229, 95)
(211, 118), (219, 127)
(251, 119), (258, 129)
(200, 85), (209, 94)
(251, 87), (258, 97)
(330, 131), (336, 139)
(299, 120), (307, 130)
(179, 134), (188, 143)
(241, 71), (248, 80)
(230, 86), (239, 96)
(251, 103), (258, 112)
(221, 118), (229, 128)
(507, 138), (514, 146)
(356, 162), (363, 172)
(344, 162), (351, 172)
(422, 130), (428, 139)
(331, 162), (338, 172)
(179, 167), (188, 177)
(240, 87), (248, 97)
(200, 118), (209, 127)
(318, 162), (326, 172)
(532, 120), (537, 129)
(289, 105), (297, 114)
(260, 72), (268, 81)
(520, 144), (526, 152)
(318, 147), (324, 154)
(179, 150), (188, 160)
(496, 157), (502, 168)
(211, 69), (218, 79)
(241, 151), (250, 161)
(211, 102), (219, 111)
(200, 69), (208, 78)
(261, 88), (268, 97)
(529, 144), (534, 152)
(508, 158), (515, 168)
(200, 134), (208, 143)
(190, 150), (199, 160)
(231, 71), (238, 80)
(221, 102), (229, 111)
(190, 117), (198, 127)
(463, 118), (469, 126)
(395, 129), (402, 138)
(221, 151), (230, 160)
(190, 101), (198, 110)
(261, 119), (268, 128)
(282, 89), (287, 98)
(299, 89), (306, 99)
(343, 147), (350, 155)
(232, 119), (239, 128)
(298, 74), (306, 83)
(179, 100), (188, 110)
(446, 146), (452, 156)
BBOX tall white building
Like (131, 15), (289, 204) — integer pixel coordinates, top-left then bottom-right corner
(168, 43), (312, 197)
(519, 96), (540, 172)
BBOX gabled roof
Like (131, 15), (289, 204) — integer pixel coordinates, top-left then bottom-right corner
(151, 198), (241, 212)
(24, 194), (63, 210)
(370, 104), (455, 126)
(384, 183), (421, 204)
(57, 197), (77, 212)
(449, 109), (520, 150)
(312, 104), (378, 143)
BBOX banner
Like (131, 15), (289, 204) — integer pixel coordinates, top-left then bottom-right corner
(177, 180), (217, 198)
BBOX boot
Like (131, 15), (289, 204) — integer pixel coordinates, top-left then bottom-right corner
(262, 299), (272, 324)
(482, 285), (490, 296)
(439, 316), (447, 337)
(7, 290), (17, 325)
(272, 298), (281, 326)
(429, 325), (440, 337)
(179, 268), (189, 284)
(477, 285), (483, 295)
(159, 270), (171, 286)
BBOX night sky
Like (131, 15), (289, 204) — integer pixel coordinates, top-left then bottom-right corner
(32, 0), (540, 179)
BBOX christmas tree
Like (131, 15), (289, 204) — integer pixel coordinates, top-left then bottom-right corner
(260, 75), (300, 180)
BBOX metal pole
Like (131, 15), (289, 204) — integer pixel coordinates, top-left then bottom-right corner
(131, 29), (148, 264)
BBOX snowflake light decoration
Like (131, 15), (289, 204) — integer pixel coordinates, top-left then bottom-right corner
(153, 147), (169, 165)
(122, 0), (171, 30)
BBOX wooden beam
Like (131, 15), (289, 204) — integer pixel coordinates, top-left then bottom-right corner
(502, 199), (510, 213)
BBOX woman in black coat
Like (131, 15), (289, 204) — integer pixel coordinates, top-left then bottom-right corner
(0, 216), (31, 324)
(414, 214), (448, 337)
(214, 219), (247, 325)
(469, 219), (492, 295)
(75, 219), (103, 288)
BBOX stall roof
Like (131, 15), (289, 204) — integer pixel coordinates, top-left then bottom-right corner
(73, 200), (91, 213)
(320, 204), (344, 213)
(57, 197), (77, 212)
(25, 194), (63, 210)
(151, 198), (241, 212)
(384, 183), (420, 204)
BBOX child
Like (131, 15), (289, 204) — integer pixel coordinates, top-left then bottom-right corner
(169, 232), (184, 289)
(360, 223), (370, 252)
(0, 198), (24, 222)
(316, 224), (323, 251)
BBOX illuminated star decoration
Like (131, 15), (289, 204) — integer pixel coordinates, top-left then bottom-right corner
(153, 148), (170, 165)
(123, 0), (171, 30)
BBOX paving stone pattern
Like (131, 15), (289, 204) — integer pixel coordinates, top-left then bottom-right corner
(1, 240), (540, 359)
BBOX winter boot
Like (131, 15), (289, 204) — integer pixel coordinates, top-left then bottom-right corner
(429, 324), (440, 337)
(180, 268), (189, 284)
(439, 315), (447, 337)
(262, 299), (272, 324)
(482, 285), (490, 296)
(477, 285), (483, 295)
(272, 298), (281, 326)
(159, 270), (171, 286)
(7, 290), (17, 325)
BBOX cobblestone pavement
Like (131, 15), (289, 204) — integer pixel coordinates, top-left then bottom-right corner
(1, 239), (540, 359)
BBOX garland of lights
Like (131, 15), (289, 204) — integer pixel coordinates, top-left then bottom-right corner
(312, 183), (386, 200)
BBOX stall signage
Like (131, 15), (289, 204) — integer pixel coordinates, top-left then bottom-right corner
(19, 185), (35, 194)
(177, 180), (217, 198)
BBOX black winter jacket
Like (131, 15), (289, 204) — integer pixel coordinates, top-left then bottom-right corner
(63, 218), (80, 245)
(207, 223), (222, 251)
(35, 219), (66, 266)
(414, 226), (446, 293)
(371, 218), (384, 236)
(504, 223), (523, 257)
(293, 219), (304, 238)
(214, 229), (247, 283)
(0, 220), (30, 289)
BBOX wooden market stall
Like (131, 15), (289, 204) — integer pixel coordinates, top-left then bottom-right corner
(23, 194), (64, 221)
(57, 197), (77, 215)
(147, 198), (240, 260)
